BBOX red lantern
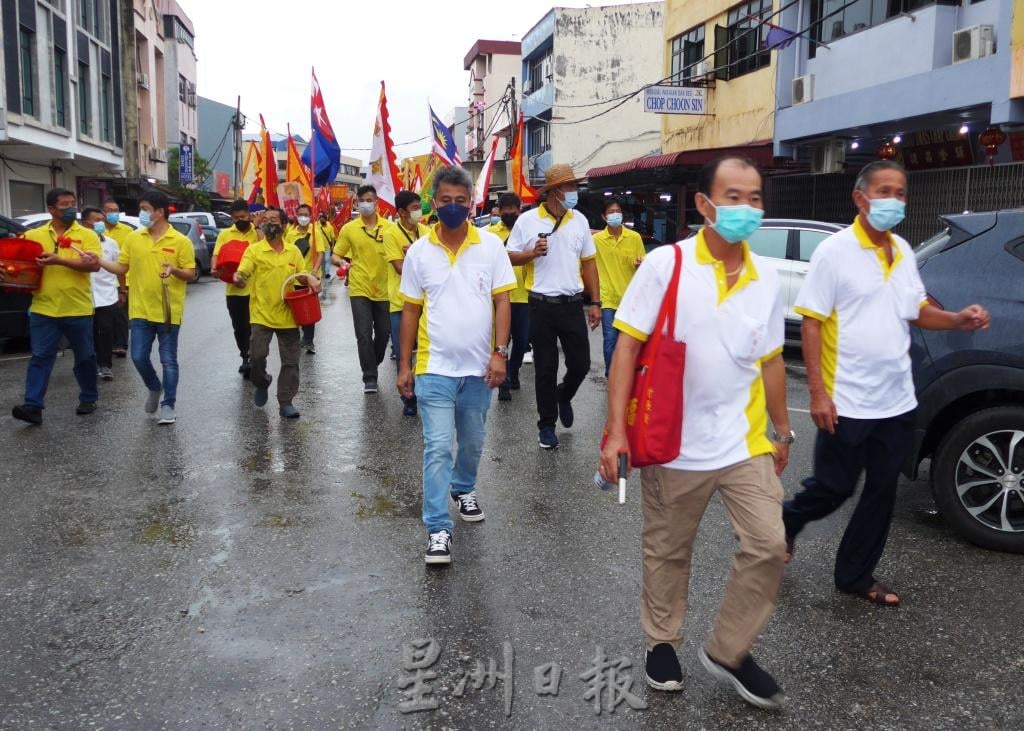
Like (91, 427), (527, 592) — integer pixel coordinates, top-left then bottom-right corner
(978, 125), (1007, 165)
(876, 142), (897, 160)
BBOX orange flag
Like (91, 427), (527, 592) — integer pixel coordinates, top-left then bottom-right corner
(286, 124), (313, 205)
(511, 112), (539, 205)
(259, 115), (279, 207)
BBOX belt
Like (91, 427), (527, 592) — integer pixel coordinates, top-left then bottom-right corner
(528, 292), (583, 305)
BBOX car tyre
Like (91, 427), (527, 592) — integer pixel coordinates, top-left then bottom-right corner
(931, 405), (1024, 554)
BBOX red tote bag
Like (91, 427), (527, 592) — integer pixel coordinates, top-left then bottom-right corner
(626, 243), (686, 467)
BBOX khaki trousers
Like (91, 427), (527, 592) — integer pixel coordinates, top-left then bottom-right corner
(640, 454), (786, 667)
(250, 325), (301, 406)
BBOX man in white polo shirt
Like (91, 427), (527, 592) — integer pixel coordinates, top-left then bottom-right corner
(507, 164), (601, 450)
(600, 157), (792, 710)
(397, 166), (516, 566)
(784, 160), (989, 607)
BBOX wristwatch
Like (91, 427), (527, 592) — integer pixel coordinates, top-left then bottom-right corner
(771, 428), (796, 444)
(494, 346), (510, 358)
(590, 300), (602, 308)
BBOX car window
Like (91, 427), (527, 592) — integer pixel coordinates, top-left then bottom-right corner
(798, 230), (831, 262)
(747, 228), (789, 260)
(170, 221), (191, 236)
(213, 212), (232, 228)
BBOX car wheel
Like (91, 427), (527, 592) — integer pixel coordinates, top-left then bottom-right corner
(931, 406), (1024, 554)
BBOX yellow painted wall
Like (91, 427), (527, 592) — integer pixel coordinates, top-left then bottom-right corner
(662, 0), (777, 153)
(1012, 0), (1024, 99)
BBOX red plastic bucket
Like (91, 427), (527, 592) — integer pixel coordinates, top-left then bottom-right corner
(281, 274), (322, 326)
(216, 240), (249, 284)
(0, 238), (44, 293)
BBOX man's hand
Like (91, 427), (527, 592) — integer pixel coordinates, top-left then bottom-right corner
(159, 263), (173, 279)
(533, 236), (548, 258)
(956, 304), (990, 331)
(485, 353), (507, 389)
(397, 366), (414, 399)
(79, 252), (99, 267)
(599, 429), (631, 483)
(810, 389), (838, 434)
(36, 252), (62, 267)
(588, 304), (601, 330)
(771, 441), (790, 476)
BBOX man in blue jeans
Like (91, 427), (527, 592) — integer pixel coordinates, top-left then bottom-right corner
(396, 166), (516, 565)
(98, 191), (196, 425)
(12, 188), (102, 425)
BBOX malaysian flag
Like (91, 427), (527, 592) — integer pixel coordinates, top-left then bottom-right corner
(429, 105), (462, 167)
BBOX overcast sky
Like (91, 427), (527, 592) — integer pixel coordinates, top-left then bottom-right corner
(182, 0), (643, 164)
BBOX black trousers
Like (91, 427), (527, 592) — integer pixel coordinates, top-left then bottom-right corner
(350, 296), (390, 383)
(93, 303), (118, 368)
(528, 299), (590, 430)
(301, 323), (315, 346)
(113, 295), (129, 350)
(783, 410), (916, 593)
(225, 295), (250, 360)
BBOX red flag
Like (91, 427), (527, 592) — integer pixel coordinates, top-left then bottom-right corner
(367, 82), (402, 215)
(333, 197), (352, 230)
(511, 113), (539, 205)
(259, 114), (280, 207)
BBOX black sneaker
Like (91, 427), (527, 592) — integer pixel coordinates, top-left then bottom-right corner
(402, 396), (417, 417)
(364, 380), (379, 394)
(76, 402), (96, 415)
(12, 404), (42, 425)
(451, 491), (484, 522)
(645, 643), (684, 692)
(699, 648), (784, 709)
(557, 386), (574, 428)
(538, 427), (559, 449)
(254, 375), (271, 408)
(509, 372), (521, 390)
(498, 382), (512, 402)
(425, 530), (452, 565)
(305, 343), (316, 355)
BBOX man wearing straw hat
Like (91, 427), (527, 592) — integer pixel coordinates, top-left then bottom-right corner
(11, 188), (102, 425)
(234, 206), (321, 419)
(507, 164), (601, 450)
(97, 190), (195, 426)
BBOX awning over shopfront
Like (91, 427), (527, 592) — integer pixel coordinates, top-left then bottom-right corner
(587, 142), (775, 183)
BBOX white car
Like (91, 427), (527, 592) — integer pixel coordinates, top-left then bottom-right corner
(17, 212), (142, 230)
(685, 218), (844, 338)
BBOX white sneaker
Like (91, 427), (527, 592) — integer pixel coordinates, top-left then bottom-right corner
(157, 404), (176, 425)
(523, 351), (534, 365)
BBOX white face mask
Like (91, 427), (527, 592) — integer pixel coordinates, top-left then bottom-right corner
(409, 210), (423, 224)
(296, 215), (310, 227)
(357, 201), (377, 217)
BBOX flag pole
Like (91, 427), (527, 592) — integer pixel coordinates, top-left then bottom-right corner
(310, 68), (318, 265)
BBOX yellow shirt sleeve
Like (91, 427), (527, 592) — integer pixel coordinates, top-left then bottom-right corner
(236, 245), (256, 278)
(333, 225), (352, 258)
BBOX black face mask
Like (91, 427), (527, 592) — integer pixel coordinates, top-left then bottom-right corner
(500, 213), (518, 230)
(262, 223), (283, 240)
(235, 220), (251, 232)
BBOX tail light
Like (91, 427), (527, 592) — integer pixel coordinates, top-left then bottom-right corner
(196, 222), (204, 238)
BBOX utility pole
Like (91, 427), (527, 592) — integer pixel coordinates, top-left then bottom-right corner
(232, 95), (243, 197)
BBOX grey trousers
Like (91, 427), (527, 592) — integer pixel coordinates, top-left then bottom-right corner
(350, 296), (391, 384)
(250, 325), (301, 405)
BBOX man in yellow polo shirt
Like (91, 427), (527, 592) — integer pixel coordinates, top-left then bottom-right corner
(99, 190), (196, 425)
(12, 188), (102, 425)
(235, 206), (320, 419)
(486, 192), (528, 402)
(316, 210), (337, 280)
(594, 196), (645, 376)
(331, 184), (390, 393)
(102, 197), (132, 357)
(284, 203), (323, 355)
(212, 198), (259, 377)
(383, 190), (430, 416)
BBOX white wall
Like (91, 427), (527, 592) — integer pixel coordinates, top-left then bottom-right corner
(551, 3), (664, 172)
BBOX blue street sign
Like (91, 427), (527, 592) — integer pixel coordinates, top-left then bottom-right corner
(179, 144), (194, 184)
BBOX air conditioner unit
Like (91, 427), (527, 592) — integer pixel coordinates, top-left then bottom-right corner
(952, 25), (994, 64)
(136, 72), (150, 89)
(792, 74), (814, 105)
(149, 147), (167, 163)
(811, 139), (845, 175)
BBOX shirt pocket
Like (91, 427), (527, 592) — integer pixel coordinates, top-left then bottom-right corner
(893, 280), (924, 321)
(716, 309), (768, 365)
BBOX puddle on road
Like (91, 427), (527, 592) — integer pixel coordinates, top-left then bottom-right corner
(135, 505), (196, 547)
(352, 492), (418, 519)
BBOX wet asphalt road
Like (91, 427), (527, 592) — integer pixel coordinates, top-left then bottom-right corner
(1, 276), (1022, 730)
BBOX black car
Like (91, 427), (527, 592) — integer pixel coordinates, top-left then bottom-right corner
(908, 209), (1024, 553)
(0, 214), (30, 341)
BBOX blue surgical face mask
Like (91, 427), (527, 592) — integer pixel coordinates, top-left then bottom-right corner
(139, 210), (153, 228)
(864, 197), (906, 232)
(606, 212), (623, 228)
(703, 196), (763, 244)
(93, 221), (106, 235)
(436, 202), (470, 229)
(562, 191), (579, 210)
(490, 215), (500, 225)
(105, 212), (120, 226)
